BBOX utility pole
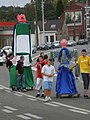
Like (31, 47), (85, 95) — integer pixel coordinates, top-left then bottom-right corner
(42, 0), (45, 43)
(34, 0), (39, 46)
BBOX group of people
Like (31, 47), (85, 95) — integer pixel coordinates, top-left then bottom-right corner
(6, 39), (90, 102)
(35, 39), (90, 102)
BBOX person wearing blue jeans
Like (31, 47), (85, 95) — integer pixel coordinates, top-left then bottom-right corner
(16, 56), (26, 92)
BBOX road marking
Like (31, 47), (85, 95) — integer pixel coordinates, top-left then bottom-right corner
(0, 85), (10, 90)
(0, 87), (4, 89)
(4, 106), (17, 111)
(24, 113), (43, 119)
(68, 109), (89, 115)
(51, 102), (90, 113)
(0, 84), (45, 101)
(44, 103), (59, 107)
(2, 109), (13, 113)
(5, 90), (11, 93)
(27, 98), (37, 101)
(16, 115), (31, 120)
(14, 93), (23, 97)
(1, 84), (90, 113)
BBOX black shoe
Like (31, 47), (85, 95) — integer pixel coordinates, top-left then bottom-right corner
(36, 94), (40, 97)
(84, 95), (90, 99)
(41, 94), (45, 97)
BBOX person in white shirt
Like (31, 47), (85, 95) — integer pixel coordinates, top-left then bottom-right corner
(42, 59), (55, 102)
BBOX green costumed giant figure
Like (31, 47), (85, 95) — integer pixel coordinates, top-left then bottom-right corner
(10, 14), (34, 90)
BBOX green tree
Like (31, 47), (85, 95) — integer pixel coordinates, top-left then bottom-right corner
(56, 0), (64, 18)
(24, 3), (35, 21)
(44, 0), (56, 20)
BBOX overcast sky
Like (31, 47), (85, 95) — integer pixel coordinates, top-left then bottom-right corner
(0, 0), (31, 7)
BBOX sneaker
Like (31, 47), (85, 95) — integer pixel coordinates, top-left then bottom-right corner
(48, 97), (52, 101)
(36, 93), (40, 97)
(22, 89), (27, 92)
(17, 89), (21, 92)
(45, 96), (48, 102)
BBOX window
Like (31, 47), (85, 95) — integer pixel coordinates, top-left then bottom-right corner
(50, 25), (56, 29)
(50, 36), (54, 42)
(45, 36), (48, 42)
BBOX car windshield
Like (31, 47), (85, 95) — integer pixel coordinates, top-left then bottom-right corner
(68, 40), (74, 42)
(47, 42), (51, 45)
(2, 46), (12, 50)
(79, 39), (84, 41)
(54, 41), (59, 44)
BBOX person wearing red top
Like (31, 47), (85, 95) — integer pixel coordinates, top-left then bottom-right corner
(36, 56), (44, 97)
(42, 55), (48, 65)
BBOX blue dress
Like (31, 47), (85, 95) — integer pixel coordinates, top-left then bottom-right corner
(56, 48), (78, 95)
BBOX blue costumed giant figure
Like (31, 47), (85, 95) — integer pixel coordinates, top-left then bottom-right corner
(56, 39), (79, 98)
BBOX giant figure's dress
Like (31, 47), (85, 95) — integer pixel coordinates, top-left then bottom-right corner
(10, 22), (34, 89)
(56, 48), (78, 96)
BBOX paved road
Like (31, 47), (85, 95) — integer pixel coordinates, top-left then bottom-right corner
(0, 44), (90, 120)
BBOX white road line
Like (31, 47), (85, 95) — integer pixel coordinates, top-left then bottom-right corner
(0, 84), (45, 102)
(2, 109), (13, 113)
(44, 103), (59, 107)
(14, 93), (23, 97)
(68, 109), (89, 115)
(24, 113), (43, 119)
(15, 91), (45, 102)
(1, 84), (90, 113)
(51, 102), (90, 113)
(0, 85), (10, 90)
(0, 87), (4, 89)
(5, 90), (11, 93)
(4, 106), (17, 111)
(16, 115), (31, 120)
(27, 98), (37, 101)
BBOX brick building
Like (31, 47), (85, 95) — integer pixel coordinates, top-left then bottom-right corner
(60, 1), (88, 42)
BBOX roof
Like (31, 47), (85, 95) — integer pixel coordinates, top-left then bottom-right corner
(0, 22), (16, 26)
(37, 19), (63, 32)
(64, 1), (85, 12)
(0, 21), (35, 34)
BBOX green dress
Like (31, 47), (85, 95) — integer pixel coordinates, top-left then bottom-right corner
(9, 65), (34, 88)
(9, 65), (17, 88)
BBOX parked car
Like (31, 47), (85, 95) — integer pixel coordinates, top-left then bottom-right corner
(37, 44), (49, 50)
(67, 40), (77, 46)
(32, 45), (37, 54)
(46, 42), (55, 49)
(77, 39), (88, 45)
(1, 46), (12, 55)
(53, 41), (60, 48)
(0, 52), (4, 66)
